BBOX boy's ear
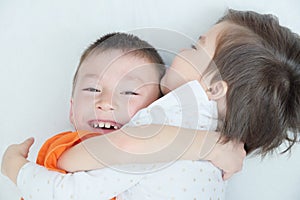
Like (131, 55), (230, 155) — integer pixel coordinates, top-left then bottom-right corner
(69, 99), (74, 125)
(207, 80), (228, 100)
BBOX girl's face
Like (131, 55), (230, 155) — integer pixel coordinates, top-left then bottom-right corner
(160, 22), (229, 94)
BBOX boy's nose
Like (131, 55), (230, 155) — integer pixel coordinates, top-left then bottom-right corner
(96, 100), (115, 111)
(97, 103), (114, 111)
(95, 92), (115, 111)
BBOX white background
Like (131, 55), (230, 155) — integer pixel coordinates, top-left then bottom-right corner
(0, 0), (299, 199)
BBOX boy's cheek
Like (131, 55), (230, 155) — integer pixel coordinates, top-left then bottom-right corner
(127, 100), (141, 118)
(127, 98), (148, 118)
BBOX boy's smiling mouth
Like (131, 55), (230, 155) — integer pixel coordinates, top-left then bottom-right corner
(88, 120), (121, 131)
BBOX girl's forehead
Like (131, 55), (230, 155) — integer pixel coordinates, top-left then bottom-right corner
(203, 22), (232, 40)
(197, 22), (233, 56)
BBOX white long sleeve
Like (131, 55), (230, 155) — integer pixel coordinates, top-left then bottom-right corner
(17, 162), (143, 200)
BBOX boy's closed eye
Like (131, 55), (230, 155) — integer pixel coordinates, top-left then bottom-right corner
(82, 88), (101, 92)
(120, 91), (139, 95)
(82, 88), (139, 95)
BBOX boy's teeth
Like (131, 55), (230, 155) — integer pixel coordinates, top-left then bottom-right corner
(92, 121), (120, 129)
(99, 122), (104, 128)
(105, 122), (111, 128)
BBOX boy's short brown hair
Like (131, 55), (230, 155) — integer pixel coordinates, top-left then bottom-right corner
(72, 32), (165, 96)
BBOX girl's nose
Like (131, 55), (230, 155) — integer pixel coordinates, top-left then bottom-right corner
(178, 48), (189, 53)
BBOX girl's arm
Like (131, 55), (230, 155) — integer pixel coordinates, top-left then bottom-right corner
(58, 125), (245, 179)
(1, 138), (144, 199)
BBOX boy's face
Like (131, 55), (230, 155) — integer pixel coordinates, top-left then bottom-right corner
(70, 50), (161, 134)
(161, 22), (229, 94)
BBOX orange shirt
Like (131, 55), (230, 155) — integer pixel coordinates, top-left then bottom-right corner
(35, 131), (116, 200)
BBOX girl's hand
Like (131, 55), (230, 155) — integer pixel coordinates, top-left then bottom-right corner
(205, 138), (246, 180)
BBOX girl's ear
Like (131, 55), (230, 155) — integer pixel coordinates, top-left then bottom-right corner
(207, 80), (228, 100)
(69, 99), (74, 125)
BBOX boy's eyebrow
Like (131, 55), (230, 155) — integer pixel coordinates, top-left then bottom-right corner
(122, 74), (144, 84)
(83, 73), (144, 84)
(83, 74), (99, 79)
